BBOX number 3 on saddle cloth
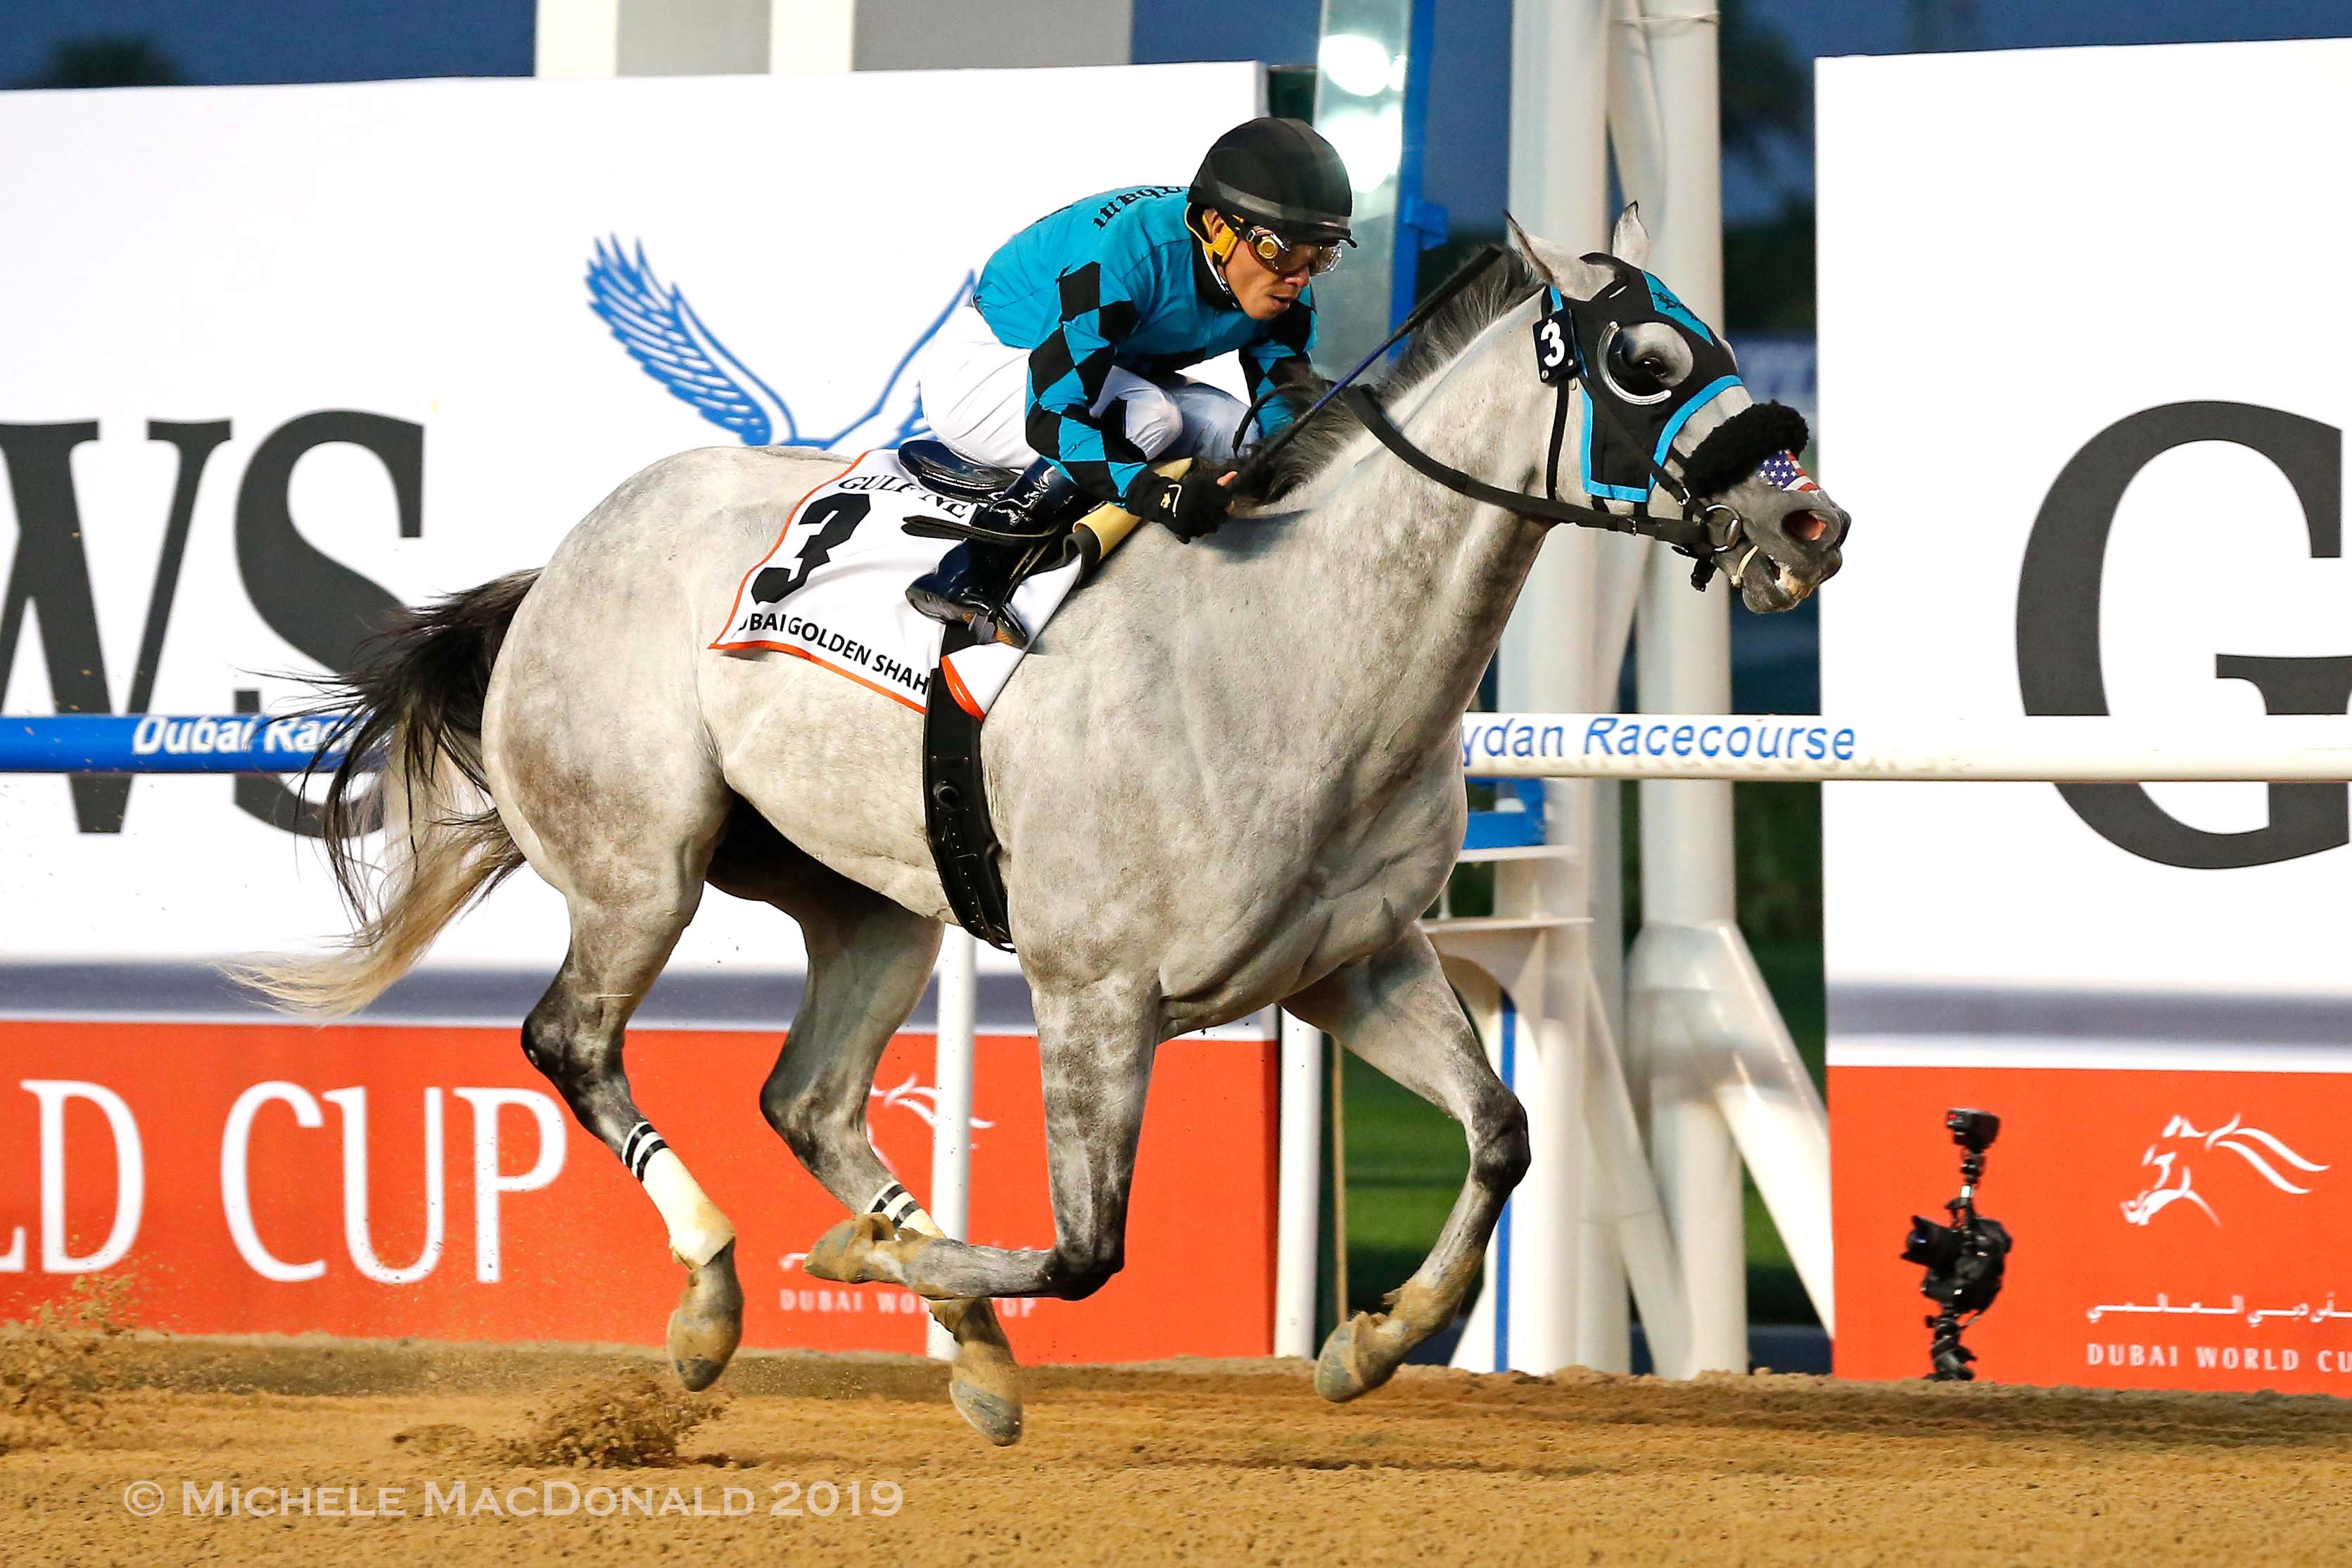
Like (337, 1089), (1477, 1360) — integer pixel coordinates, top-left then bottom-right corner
(710, 446), (1167, 950)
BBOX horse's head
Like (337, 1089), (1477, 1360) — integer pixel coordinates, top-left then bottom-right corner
(1510, 207), (1849, 612)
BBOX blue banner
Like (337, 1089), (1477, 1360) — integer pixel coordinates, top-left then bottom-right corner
(0, 714), (357, 774)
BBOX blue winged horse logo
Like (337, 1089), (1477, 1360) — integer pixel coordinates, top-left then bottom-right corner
(585, 236), (973, 450)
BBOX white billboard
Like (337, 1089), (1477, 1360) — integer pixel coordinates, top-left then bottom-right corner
(0, 65), (1262, 1024)
(1819, 39), (2352, 1068)
(1818, 40), (2352, 1394)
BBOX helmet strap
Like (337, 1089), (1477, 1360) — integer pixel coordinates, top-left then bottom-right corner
(1190, 205), (1240, 298)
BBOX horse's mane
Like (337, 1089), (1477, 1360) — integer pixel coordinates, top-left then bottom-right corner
(1241, 246), (1543, 504)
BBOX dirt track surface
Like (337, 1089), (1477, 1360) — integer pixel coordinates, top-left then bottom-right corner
(6, 1336), (2351, 1566)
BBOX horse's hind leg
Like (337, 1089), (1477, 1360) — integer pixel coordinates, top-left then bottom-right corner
(709, 811), (1024, 1445)
(1285, 927), (1531, 1401)
(521, 898), (746, 1391)
(492, 729), (742, 1389)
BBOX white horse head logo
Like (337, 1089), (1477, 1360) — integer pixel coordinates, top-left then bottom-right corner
(868, 1073), (994, 1135)
(2121, 1114), (2329, 1227)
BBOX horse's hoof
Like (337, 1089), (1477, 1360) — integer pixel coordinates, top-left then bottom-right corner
(935, 1298), (1024, 1446)
(803, 1213), (894, 1283)
(1314, 1312), (1392, 1403)
(667, 1242), (744, 1392)
(950, 1379), (1024, 1446)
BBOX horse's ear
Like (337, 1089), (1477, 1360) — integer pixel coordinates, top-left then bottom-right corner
(1504, 213), (1610, 298)
(1610, 203), (1652, 269)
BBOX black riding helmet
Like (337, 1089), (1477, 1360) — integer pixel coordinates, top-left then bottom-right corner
(1188, 117), (1356, 245)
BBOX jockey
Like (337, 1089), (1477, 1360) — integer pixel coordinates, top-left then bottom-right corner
(908, 115), (1353, 646)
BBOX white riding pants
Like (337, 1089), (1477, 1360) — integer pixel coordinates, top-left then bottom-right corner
(916, 305), (1245, 472)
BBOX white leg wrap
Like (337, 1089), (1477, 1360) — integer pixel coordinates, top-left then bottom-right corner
(641, 1146), (735, 1268)
(869, 1180), (943, 1239)
(871, 1182), (977, 1346)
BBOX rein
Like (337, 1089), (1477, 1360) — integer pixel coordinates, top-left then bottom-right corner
(1236, 245), (1750, 591)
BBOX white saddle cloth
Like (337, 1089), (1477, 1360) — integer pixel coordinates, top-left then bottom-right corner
(709, 448), (1081, 718)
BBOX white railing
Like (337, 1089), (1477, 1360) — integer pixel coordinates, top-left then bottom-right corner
(1460, 712), (2352, 783)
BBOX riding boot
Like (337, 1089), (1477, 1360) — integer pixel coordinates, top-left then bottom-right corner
(906, 459), (1090, 650)
(907, 542), (1027, 647)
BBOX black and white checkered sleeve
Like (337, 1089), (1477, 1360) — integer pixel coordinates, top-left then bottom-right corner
(1022, 262), (1164, 510)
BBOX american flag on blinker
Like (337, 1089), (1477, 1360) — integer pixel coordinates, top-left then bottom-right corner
(1757, 450), (1819, 493)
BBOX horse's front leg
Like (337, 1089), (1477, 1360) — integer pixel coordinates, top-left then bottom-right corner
(1284, 926), (1531, 1401)
(806, 979), (1157, 1306)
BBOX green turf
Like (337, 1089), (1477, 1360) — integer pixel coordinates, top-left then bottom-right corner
(1333, 931), (1827, 1327)
(1333, 1048), (1468, 1321)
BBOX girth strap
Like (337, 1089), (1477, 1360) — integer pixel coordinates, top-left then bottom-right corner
(922, 626), (1015, 951)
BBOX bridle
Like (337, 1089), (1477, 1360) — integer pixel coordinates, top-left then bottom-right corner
(1237, 246), (1784, 592)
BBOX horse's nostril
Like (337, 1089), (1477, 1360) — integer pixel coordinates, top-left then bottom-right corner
(1788, 511), (1830, 544)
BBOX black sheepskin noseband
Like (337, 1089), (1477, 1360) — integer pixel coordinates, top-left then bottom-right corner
(1679, 401), (1811, 501)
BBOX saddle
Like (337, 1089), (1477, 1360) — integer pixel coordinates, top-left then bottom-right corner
(898, 439), (1155, 573)
(899, 439), (1017, 503)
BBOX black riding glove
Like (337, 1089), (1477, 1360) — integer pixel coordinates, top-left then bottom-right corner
(1141, 466), (1233, 543)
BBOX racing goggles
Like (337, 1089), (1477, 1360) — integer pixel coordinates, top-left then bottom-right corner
(1237, 222), (1344, 277)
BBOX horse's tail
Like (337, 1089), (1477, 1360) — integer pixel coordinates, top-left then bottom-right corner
(230, 571), (540, 1016)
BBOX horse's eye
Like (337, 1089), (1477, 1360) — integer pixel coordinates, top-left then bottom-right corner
(1606, 335), (1670, 396)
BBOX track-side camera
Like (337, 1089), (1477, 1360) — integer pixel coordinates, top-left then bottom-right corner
(1900, 1106), (2011, 1380)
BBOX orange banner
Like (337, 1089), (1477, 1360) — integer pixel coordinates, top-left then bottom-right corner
(1833, 1065), (2352, 1393)
(0, 1019), (1276, 1363)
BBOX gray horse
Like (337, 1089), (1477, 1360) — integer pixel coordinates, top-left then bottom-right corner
(246, 210), (1846, 1446)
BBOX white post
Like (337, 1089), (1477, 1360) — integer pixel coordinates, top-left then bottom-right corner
(1274, 1010), (1324, 1359)
(1580, 975), (1693, 1375)
(535, 0), (623, 76)
(1509, 0), (1613, 249)
(1625, 0), (1747, 1376)
(1429, 933), (1574, 1372)
(1584, 529), (1646, 1040)
(1575, 532), (1648, 1370)
(1496, 534), (1594, 1375)
(927, 927), (977, 1360)
(538, 0), (770, 77)
(1503, 936), (1582, 1372)
(1634, 964), (1746, 1374)
(1498, 0), (1612, 1376)
(1574, 1102), (1630, 1370)
(770, 0), (855, 72)
(1492, 514), (1599, 1374)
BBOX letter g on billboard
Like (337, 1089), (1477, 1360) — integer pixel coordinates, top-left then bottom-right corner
(2019, 401), (2352, 868)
